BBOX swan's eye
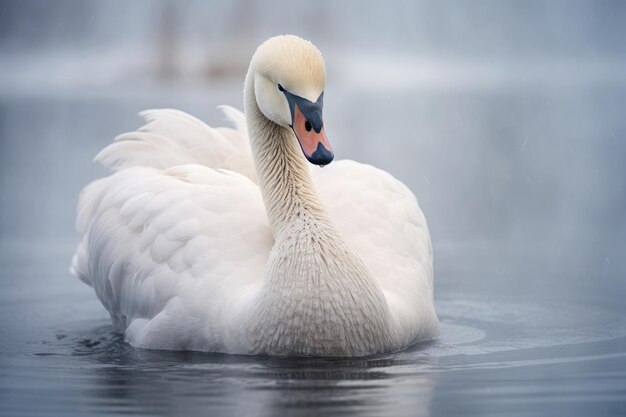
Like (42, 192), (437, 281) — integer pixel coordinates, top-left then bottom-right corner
(277, 84), (284, 92)
(305, 120), (312, 132)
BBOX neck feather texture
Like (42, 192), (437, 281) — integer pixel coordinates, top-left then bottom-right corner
(240, 69), (397, 356)
(244, 77), (330, 238)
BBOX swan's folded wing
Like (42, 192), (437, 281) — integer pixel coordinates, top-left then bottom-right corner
(95, 107), (257, 181)
(312, 160), (438, 342)
(71, 165), (272, 350)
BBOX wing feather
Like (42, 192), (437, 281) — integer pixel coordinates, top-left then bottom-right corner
(72, 165), (273, 349)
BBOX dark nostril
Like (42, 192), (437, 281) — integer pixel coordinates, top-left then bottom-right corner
(305, 120), (312, 132)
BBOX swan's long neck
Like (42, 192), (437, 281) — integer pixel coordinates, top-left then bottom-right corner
(244, 72), (331, 238)
(241, 68), (396, 356)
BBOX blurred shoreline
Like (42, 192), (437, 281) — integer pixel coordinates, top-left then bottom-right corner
(2, 47), (626, 100)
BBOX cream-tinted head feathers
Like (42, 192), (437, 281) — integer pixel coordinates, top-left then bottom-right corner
(249, 35), (326, 128)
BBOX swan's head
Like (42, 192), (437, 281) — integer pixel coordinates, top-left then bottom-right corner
(250, 35), (333, 166)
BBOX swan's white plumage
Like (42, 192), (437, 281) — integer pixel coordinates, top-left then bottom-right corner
(72, 35), (438, 356)
(72, 106), (437, 353)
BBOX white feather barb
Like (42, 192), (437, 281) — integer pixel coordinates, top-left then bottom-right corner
(94, 108), (253, 178)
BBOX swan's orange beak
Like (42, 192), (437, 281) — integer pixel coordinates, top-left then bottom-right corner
(292, 104), (334, 166)
(279, 84), (334, 166)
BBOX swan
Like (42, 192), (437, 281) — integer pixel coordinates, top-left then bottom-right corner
(70, 35), (439, 357)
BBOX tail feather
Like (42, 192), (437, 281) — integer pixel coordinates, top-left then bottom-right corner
(94, 107), (253, 177)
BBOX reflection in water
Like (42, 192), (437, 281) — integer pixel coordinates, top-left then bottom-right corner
(67, 326), (438, 416)
(35, 292), (626, 417)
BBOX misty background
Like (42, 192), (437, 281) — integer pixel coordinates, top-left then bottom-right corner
(1, 0), (624, 295)
(1, 2), (626, 416)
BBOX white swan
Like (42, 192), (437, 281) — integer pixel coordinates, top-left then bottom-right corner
(71, 35), (439, 357)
